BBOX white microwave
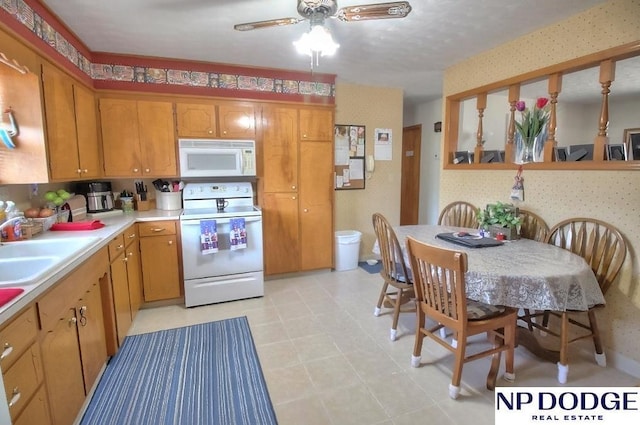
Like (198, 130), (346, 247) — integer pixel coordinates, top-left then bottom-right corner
(178, 139), (256, 177)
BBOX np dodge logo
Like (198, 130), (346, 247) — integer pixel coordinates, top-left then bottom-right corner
(495, 388), (640, 424)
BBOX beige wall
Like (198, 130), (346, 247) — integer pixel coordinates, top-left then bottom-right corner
(334, 82), (404, 261)
(443, 0), (640, 372)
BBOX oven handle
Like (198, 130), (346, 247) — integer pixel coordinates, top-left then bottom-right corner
(181, 216), (262, 225)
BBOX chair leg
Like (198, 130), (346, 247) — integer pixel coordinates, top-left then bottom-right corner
(503, 321), (516, 382)
(390, 288), (404, 341)
(374, 281), (390, 316)
(486, 332), (501, 391)
(450, 336), (466, 399)
(411, 310), (425, 368)
(588, 309), (607, 367)
(557, 312), (570, 384)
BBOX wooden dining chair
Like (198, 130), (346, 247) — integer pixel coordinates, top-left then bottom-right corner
(371, 213), (415, 341)
(437, 201), (478, 228)
(520, 218), (627, 383)
(406, 236), (516, 399)
(518, 209), (549, 242)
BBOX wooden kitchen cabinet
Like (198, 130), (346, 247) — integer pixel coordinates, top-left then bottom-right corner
(107, 225), (143, 347)
(99, 98), (177, 177)
(0, 306), (49, 425)
(139, 221), (181, 301)
(261, 104), (334, 275)
(176, 100), (256, 139)
(42, 61), (101, 181)
(38, 248), (109, 425)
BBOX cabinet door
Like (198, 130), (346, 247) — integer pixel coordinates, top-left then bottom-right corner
(13, 385), (51, 425)
(100, 98), (142, 177)
(140, 234), (181, 301)
(76, 282), (107, 394)
(41, 309), (85, 425)
(137, 100), (177, 176)
(42, 62), (80, 181)
(218, 102), (255, 139)
(176, 103), (217, 137)
(74, 84), (101, 179)
(110, 253), (132, 346)
(299, 107), (334, 141)
(299, 141), (334, 270)
(126, 237), (143, 319)
(262, 192), (300, 275)
(262, 106), (298, 192)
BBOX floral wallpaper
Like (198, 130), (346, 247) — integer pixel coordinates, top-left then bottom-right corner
(0, 0), (335, 99)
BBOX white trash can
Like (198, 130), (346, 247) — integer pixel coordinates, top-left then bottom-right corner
(334, 230), (362, 271)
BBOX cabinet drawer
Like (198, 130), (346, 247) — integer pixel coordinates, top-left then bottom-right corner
(108, 233), (126, 260)
(3, 343), (44, 421)
(123, 224), (138, 247)
(138, 221), (176, 237)
(13, 385), (50, 425)
(0, 306), (38, 371)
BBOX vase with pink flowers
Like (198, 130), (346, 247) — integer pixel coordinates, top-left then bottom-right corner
(515, 97), (550, 163)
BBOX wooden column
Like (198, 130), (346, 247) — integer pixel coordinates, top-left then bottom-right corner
(505, 84), (520, 164)
(593, 59), (615, 161)
(544, 73), (562, 162)
(445, 98), (460, 165)
(474, 93), (487, 163)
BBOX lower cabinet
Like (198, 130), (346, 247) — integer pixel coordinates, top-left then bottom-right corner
(37, 247), (109, 425)
(139, 221), (181, 301)
(0, 306), (48, 425)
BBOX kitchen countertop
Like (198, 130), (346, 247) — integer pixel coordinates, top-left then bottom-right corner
(0, 208), (183, 325)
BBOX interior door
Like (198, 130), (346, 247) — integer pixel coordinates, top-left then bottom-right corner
(400, 124), (422, 225)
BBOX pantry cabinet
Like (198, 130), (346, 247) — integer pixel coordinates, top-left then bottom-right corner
(139, 221), (181, 301)
(38, 248), (109, 425)
(0, 306), (49, 425)
(99, 98), (177, 177)
(42, 61), (101, 181)
(176, 101), (256, 139)
(261, 104), (334, 275)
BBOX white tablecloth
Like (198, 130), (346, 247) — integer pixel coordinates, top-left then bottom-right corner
(373, 225), (604, 312)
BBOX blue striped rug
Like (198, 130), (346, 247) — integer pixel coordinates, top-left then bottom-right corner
(80, 316), (277, 425)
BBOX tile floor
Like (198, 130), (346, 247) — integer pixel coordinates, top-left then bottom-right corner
(128, 268), (638, 425)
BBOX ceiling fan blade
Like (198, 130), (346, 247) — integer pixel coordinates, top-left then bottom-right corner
(234, 17), (304, 31)
(336, 1), (412, 22)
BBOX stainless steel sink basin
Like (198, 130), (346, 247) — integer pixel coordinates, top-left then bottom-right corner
(0, 236), (101, 285)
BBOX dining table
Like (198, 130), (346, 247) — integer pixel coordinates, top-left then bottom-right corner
(372, 224), (605, 362)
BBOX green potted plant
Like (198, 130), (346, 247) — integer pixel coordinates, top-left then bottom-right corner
(477, 202), (521, 240)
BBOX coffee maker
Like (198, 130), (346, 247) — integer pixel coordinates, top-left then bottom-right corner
(76, 181), (115, 213)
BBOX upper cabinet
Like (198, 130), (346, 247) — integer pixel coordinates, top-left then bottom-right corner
(42, 61), (101, 181)
(99, 98), (177, 177)
(176, 101), (255, 139)
(445, 43), (640, 170)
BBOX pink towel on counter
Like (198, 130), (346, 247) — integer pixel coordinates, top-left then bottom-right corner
(200, 220), (218, 255)
(0, 288), (24, 307)
(50, 220), (104, 230)
(230, 218), (247, 251)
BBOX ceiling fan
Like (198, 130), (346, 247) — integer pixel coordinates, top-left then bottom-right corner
(234, 1), (412, 69)
(233, 1), (413, 32)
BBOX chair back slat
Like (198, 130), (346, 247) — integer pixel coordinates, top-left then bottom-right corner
(438, 201), (478, 228)
(372, 213), (411, 283)
(546, 218), (627, 296)
(407, 237), (468, 326)
(518, 209), (549, 242)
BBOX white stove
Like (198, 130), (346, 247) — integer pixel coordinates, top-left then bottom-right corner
(180, 182), (263, 307)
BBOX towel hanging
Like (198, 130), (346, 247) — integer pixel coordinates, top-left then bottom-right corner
(229, 218), (247, 251)
(200, 219), (218, 255)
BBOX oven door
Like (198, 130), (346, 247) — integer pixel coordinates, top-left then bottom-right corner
(180, 215), (263, 280)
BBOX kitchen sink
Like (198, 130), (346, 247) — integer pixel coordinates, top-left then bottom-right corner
(0, 236), (101, 285)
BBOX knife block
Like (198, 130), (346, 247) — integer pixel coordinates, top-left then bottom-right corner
(135, 195), (150, 211)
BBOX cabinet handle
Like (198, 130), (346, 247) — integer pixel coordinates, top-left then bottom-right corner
(76, 169), (82, 174)
(222, 130), (227, 135)
(151, 228), (166, 232)
(145, 168), (150, 173)
(8, 387), (20, 408)
(79, 306), (88, 327)
(128, 233), (136, 239)
(303, 208), (309, 213)
(122, 257), (129, 263)
(292, 196), (296, 200)
(302, 134), (307, 138)
(168, 240), (173, 245)
(69, 317), (77, 326)
(1, 342), (13, 360)
(291, 186), (296, 190)
(208, 130), (213, 134)
(127, 251), (134, 257)
(83, 169), (88, 173)
(117, 244), (124, 250)
(133, 168), (139, 173)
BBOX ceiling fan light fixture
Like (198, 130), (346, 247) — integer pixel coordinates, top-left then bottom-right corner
(293, 23), (340, 57)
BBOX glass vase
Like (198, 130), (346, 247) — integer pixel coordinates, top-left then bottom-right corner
(516, 130), (546, 164)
